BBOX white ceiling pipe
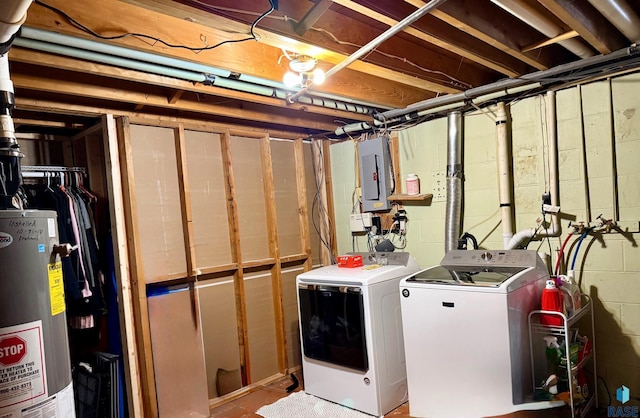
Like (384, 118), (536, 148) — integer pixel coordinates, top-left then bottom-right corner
(288, 0), (449, 102)
(587, 0), (640, 42)
(0, 0), (32, 44)
(491, 0), (594, 58)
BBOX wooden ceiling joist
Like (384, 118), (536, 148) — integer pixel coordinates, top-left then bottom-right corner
(294, 0), (333, 36)
(536, 0), (629, 54)
(24, 0), (441, 108)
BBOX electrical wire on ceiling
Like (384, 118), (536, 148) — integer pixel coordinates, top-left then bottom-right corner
(33, 0), (275, 53)
(179, 0), (471, 89)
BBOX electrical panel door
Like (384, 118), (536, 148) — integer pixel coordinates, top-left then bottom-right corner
(358, 136), (392, 212)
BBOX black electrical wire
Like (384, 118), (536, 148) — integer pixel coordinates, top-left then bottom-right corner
(34, 0), (275, 53)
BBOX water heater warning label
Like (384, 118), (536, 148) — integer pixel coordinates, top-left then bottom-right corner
(0, 321), (47, 413)
(48, 263), (65, 316)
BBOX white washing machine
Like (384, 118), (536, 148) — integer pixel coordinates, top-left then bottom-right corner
(399, 250), (550, 418)
(297, 252), (420, 416)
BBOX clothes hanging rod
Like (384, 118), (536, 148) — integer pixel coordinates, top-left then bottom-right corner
(21, 165), (86, 173)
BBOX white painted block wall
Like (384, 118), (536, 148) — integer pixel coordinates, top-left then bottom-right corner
(330, 72), (640, 406)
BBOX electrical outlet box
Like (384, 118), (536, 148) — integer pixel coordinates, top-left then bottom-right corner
(350, 213), (373, 232)
(432, 170), (446, 202)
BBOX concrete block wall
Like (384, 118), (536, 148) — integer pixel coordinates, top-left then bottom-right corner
(330, 72), (640, 407)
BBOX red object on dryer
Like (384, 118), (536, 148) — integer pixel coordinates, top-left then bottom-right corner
(337, 255), (363, 268)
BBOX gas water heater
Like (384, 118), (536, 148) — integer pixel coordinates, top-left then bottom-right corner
(0, 211), (76, 417)
(0, 2), (76, 416)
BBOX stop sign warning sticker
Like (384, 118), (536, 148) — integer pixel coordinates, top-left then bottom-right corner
(0, 321), (47, 411)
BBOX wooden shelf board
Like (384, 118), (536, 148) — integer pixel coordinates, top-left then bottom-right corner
(387, 193), (433, 201)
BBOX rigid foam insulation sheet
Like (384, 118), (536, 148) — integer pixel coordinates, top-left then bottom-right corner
(130, 124), (187, 282)
(244, 271), (279, 383)
(230, 136), (270, 261)
(148, 288), (210, 418)
(184, 130), (233, 269)
(281, 267), (304, 368)
(197, 276), (242, 398)
(271, 140), (303, 257)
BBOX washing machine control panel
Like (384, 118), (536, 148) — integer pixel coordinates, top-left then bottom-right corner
(442, 249), (541, 268)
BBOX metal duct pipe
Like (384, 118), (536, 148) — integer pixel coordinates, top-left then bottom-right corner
(445, 111), (463, 253)
(288, 0), (449, 102)
(490, 0), (594, 58)
(587, 0), (640, 42)
(496, 102), (514, 248)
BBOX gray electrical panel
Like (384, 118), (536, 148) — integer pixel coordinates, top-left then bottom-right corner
(358, 136), (393, 212)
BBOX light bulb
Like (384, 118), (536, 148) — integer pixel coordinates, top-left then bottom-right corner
(312, 68), (325, 85)
(283, 71), (301, 88)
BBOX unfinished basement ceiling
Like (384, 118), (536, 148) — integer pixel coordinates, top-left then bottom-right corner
(10, 0), (640, 136)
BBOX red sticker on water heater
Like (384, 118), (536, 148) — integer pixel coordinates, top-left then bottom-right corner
(0, 232), (12, 249)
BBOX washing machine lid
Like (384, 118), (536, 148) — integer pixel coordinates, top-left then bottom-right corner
(405, 265), (527, 287)
(403, 250), (549, 289)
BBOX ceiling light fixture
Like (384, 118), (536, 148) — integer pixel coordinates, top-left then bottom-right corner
(283, 55), (325, 88)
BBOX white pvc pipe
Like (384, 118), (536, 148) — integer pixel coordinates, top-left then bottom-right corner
(491, 0), (594, 58)
(0, 0), (32, 44)
(507, 90), (560, 249)
(587, 0), (640, 42)
(496, 102), (514, 248)
(289, 0), (449, 102)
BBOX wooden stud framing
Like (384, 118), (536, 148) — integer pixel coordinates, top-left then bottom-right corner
(173, 124), (201, 327)
(116, 116), (159, 417)
(220, 129), (251, 386)
(101, 115), (144, 418)
(259, 134), (288, 374)
(323, 140), (338, 258)
(294, 139), (313, 274)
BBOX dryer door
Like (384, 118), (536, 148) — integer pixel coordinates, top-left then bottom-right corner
(298, 284), (368, 372)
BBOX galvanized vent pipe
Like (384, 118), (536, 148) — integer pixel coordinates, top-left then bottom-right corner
(445, 111), (463, 253)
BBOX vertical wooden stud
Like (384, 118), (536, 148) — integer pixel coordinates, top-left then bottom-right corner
(220, 130), (251, 386)
(173, 124), (200, 327)
(101, 115), (144, 418)
(294, 139), (313, 273)
(259, 134), (287, 373)
(116, 116), (159, 418)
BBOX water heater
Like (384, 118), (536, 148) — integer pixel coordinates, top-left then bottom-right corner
(0, 210), (76, 418)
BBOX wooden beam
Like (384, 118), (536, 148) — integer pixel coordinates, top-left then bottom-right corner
(331, 0), (522, 77)
(536, 0), (628, 54)
(322, 139), (337, 257)
(101, 114), (144, 418)
(259, 134), (288, 374)
(409, 0), (563, 71)
(11, 71), (345, 132)
(9, 48), (373, 122)
(522, 30), (579, 53)
(124, 0), (466, 94)
(25, 0), (445, 106)
(116, 116), (159, 417)
(220, 129), (251, 386)
(173, 124), (201, 328)
(168, 89), (184, 104)
(295, 0), (333, 36)
(294, 139), (313, 275)
(14, 97), (312, 140)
